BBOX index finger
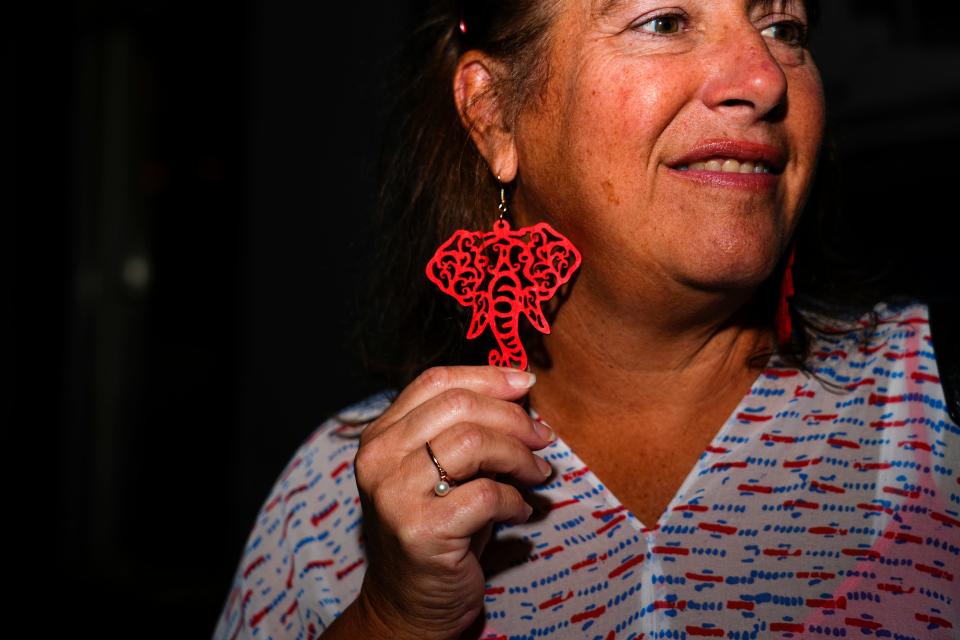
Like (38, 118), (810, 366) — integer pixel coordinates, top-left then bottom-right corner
(367, 365), (536, 438)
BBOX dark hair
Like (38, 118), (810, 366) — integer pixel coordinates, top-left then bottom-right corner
(351, 0), (559, 389)
(351, 0), (892, 394)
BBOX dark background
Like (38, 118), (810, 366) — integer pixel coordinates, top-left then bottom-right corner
(15, 1), (959, 638)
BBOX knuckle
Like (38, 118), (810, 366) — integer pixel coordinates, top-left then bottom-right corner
(353, 454), (372, 489)
(358, 417), (381, 449)
(471, 477), (502, 511)
(420, 366), (451, 391)
(455, 423), (487, 454)
(504, 484), (524, 510)
(353, 440), (383, 488)
(440, 388), (476, 417)
(509, 403), (532, 427)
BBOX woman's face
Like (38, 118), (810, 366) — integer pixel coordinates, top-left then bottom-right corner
(511, 0), (825, 308)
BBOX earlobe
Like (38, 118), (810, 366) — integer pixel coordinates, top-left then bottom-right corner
(453, 52), (519, 182)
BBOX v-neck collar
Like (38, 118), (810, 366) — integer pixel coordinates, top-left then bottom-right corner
(527, 349), (789, 534)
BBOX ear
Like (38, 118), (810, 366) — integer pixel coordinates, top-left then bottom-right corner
(453, 51), (518, 183)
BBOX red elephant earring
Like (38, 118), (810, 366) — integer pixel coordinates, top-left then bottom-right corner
(425, 177), (582, 370)
(774, 241), (796, 349)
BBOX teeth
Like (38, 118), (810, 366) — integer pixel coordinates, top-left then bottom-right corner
(676, 158), (771, 174)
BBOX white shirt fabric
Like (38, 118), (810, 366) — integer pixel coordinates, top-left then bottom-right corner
(213, 299), (959, 639)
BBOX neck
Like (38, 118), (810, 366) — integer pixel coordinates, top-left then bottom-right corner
(527, 272), (777, 437)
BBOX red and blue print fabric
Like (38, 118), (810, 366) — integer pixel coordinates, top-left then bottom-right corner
(213, 299), (959, 639)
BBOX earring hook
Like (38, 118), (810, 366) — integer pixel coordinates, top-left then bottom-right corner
(496, 174), (507, 220)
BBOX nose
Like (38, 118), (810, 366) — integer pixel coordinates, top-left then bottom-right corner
(699, 26), (789, 123)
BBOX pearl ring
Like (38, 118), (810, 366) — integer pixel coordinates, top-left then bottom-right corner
(425, 441), (454, 497)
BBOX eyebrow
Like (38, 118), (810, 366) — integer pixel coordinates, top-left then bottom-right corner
(592, 0), (628, 18)
(747, 0), (801, 14)
(594, 0), (805, 18)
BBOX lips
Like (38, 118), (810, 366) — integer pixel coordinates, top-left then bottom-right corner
(668, 139), (786, 174)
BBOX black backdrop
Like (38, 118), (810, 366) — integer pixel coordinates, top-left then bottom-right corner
(16, 1), (960, 637)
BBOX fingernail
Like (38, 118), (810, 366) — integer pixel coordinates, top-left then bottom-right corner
(500, 368), (536, 389)
(533, 418), (556, 443)
(535, 455), (552, 477)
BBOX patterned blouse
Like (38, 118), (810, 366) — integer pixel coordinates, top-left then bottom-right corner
(213, 299), (959, 639)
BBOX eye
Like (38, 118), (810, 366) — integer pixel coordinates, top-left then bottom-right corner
(636, 15), (683, 35)
(761, 21), (807, 46)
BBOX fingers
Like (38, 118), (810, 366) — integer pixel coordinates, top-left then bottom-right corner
(430, 477), (534, 541)
(388, 387), (555, 458)
(349, 365), (548, 639)
(369, 365), (537, 437)
(409, 423), (553, 495)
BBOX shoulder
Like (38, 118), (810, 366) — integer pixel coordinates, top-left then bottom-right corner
(796, 295), (937, 364)
(264, 388), (398, 516)
(213, 389), (397, 640)
(330, 388), (398, 433)
(253, 389), (399, 472)
(794, 295), (958, 427)
(927, 297), (960, 426)
(795, 294), (929, 338)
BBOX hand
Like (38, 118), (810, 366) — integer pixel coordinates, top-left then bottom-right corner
(351, 365), (556, 640)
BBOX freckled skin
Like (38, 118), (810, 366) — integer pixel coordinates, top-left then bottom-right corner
(601, 179), (620, 206)
(510, 0), (825, 312)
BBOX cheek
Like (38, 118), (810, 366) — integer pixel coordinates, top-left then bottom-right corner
(792, 70), (826, 159)
(784, 71), (826, 226)
(565, 60), (687, 169)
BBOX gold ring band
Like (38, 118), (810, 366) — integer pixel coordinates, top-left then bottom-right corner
(426, 441), (454, 497)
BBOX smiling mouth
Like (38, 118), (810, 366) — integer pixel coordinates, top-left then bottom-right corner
(674, 157), (777, 175)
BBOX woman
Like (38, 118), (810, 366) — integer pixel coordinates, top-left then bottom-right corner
(214, 1), (959, 638)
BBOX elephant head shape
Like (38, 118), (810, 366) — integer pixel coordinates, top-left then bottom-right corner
(426, 219), (582, 370)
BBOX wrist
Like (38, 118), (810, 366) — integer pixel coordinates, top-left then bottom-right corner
(353, 587), (420, 640)
(353, 583), (462, 640)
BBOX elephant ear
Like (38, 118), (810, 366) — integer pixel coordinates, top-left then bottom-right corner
(525, 222), (582, 301)
(519, 222), (582, 335)
(425, 230), (487, 306)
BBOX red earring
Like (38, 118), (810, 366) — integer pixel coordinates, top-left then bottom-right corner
(775, 241), (796, 349)
(425, 178), (582, 370)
